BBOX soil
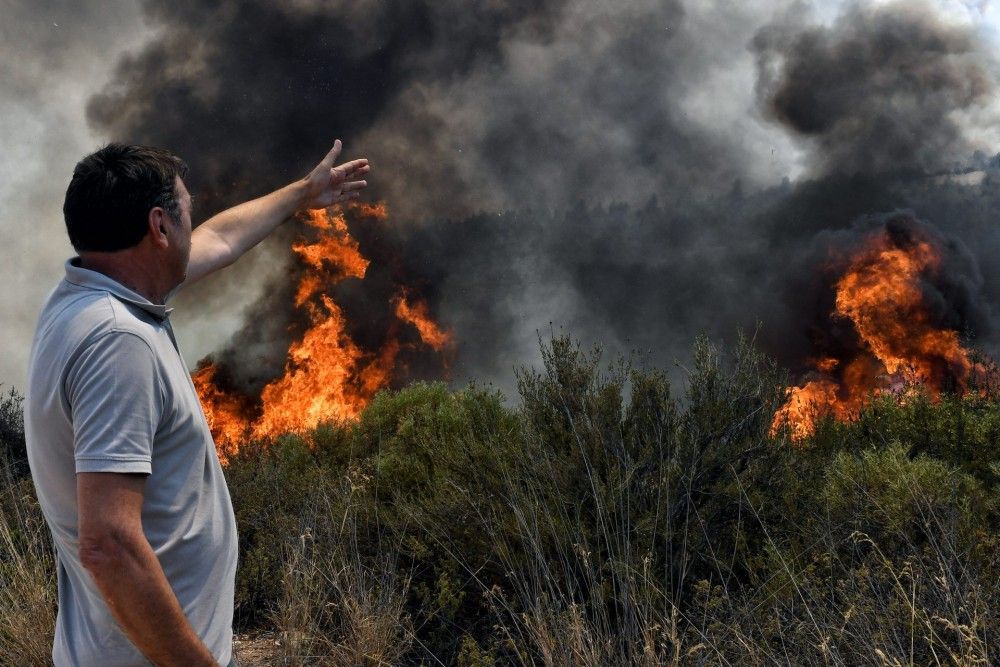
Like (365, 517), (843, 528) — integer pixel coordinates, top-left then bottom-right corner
(233, 632), (282, 666)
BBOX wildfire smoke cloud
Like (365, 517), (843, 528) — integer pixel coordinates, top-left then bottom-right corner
(78, 0), (1000, 411)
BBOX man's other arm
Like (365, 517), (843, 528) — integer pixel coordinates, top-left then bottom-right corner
(181, 139), (369, 288)
(77, 472), (218, 667)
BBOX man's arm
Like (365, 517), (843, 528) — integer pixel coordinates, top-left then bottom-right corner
(77, 472), (217, 667)
(181, 139), (370, 288)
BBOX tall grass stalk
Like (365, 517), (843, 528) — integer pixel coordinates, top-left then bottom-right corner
(0, 457), (55, 666)
(273, 489), (413, 666)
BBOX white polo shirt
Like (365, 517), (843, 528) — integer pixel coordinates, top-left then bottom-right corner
(24, 259), (238, 667)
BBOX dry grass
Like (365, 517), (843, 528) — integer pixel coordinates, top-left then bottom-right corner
(272, 493), (413, 666)
(0, 462), (55, 667)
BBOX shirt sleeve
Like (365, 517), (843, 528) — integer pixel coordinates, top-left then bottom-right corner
(65, 331), (163, 474)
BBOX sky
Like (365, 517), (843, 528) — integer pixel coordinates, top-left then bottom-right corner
(3, 0), (1000, 395)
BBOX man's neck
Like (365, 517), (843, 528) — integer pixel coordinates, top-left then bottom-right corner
(78, 253), (167, 305)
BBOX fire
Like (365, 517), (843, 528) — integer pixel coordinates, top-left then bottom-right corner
(292, 208), (368, 305)
(394, 292), (453, 352)
(770, 378), (840, 442)
(771, 221), (979, 440)
(193, 203), (454, 456)
(191, 363), (253, 446)
(253, 294), (373, 437)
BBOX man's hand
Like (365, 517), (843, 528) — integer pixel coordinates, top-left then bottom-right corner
(180, 140), (372, 290)
(300, 139), (370, 209)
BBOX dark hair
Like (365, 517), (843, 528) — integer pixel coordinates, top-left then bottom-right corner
(63, 143), (189, 252)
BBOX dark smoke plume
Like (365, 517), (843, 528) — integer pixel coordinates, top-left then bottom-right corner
(743, 1), (1000, 371)
(87, 0), (1000, 394)
(88, 0), (744, 218)
(753, 1), (993, 178)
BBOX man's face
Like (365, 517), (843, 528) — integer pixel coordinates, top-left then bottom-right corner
(168, 175), (193, 284)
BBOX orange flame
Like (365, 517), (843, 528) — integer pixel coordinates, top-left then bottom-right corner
(191, 363), (253, 447)
(772, 225), (979, 441)
(770, 378), (841, 442)
(394, 292), (454, 351)
(194, 203), (452, 457)
(292, 208), (368, 305)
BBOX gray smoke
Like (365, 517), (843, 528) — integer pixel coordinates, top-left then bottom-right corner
(744, 1), (1000, 369)
(88, 0), (775, 219)
(0, 1), (149, 390)
(754, 1), (993, 178)
(80, 0), (1000, 396)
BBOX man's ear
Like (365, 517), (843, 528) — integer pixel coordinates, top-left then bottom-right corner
(147, 207), (170, 249)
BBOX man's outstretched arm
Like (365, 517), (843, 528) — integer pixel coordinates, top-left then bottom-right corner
(78, 472), (218, 667)
(181, 139), (369, 288)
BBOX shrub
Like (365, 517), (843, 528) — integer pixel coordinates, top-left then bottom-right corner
(0, 388), (27, 481)
(3, 334), (1000, 665)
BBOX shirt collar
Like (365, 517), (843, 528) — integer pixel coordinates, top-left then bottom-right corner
(64, 258), (174, 321)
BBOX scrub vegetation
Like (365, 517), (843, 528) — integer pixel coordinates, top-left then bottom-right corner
(1, 337), (998, 666)
(0, 388), (55, 667)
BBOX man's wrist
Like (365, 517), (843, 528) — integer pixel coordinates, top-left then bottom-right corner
(287, 178), (312, 213)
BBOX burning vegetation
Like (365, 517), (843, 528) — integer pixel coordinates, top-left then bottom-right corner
(193, 203), (453, 454)
(772, 214), (984, 440)
(193, 205), (989, 450)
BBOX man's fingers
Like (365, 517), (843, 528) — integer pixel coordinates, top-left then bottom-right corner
(332, 158), (369, 180)
(341, 180), (368, 192)
(333, 163), (369, 181)
(347, 163), (371, 178)
(319, 140), (343, 169)
(343, 167), (369, 182)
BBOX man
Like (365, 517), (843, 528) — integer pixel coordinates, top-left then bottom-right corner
(24, 141), (370, 666)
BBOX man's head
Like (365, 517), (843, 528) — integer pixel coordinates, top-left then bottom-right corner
(64, 144), (194, 296)
(64, 143), (189, 252)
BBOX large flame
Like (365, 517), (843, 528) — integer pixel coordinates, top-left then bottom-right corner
(193, 203), (453, 456)
(771, 224), (979, 440)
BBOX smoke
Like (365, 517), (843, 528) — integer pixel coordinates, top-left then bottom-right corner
(80, 0), (1000, 395)
(753, 1), (993, 178)
(354, 0), (766, 218)
(0, 1), (149, 389)
(745, 1), (1000, 371)
(88, 0), (780, 219)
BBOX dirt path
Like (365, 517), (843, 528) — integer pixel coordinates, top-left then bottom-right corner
(234, 633), (282, 666)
